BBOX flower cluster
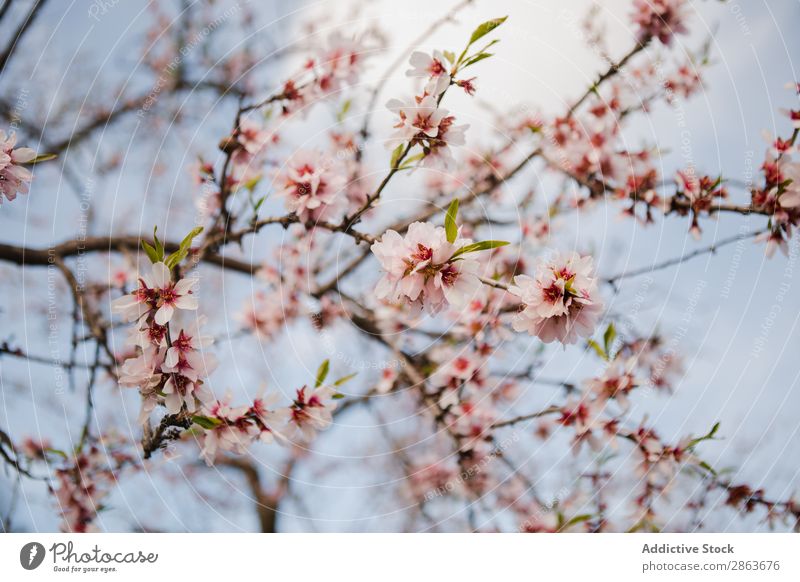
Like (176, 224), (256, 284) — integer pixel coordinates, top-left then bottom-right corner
(371, 221), (481, 313)
(674, 168), (728, 239)
(196, 381), (340, 465)
(0, 130), (36, 204)
(751, 101), (800, 256)
(631, 0), (690, 45)
(508, 251), (603, 344)
(50, 435), (136, 532)
(112, 261), (215, 422)
(276, 150), (347, 223)
(276, 33), (371, 117)
(386, 95), (468, 168)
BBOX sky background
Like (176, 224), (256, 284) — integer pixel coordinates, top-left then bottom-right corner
(1, 0), (799, 532)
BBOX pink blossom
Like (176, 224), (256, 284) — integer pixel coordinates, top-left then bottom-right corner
(197, 391), (289, 465)
(237, 117), (273, 155)
(277, 150), (346, 223)
(160, 348), (216, 414)
(287, 385), (338, 441)
(631, 0), (690, 45)
(385, 95), (450, 148)
(371, 222), (481, 312)
(777, 159), (800, 208)
(508, 251), (603, 344)
(111, 261), (198, 325)
(406, 50), (451, 96)
(316, 33), (367, 96)
(586, 357), (639, 409)
(0, 130), (36, 204)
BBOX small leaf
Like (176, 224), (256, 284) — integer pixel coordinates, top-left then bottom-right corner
(241, 174), (262, 192)
(445, 198), (459, 243)
(253, 195), (267, 213)
(443, 50), (456, 64)
(25, 152), (58, 165)
(152, 226), (165, 261)
(587, 339), (607, 360)
(45, 447), (68, 459)
(462, 52), (494, 68)
(192, 415), (222, 430)
(688, 422), (721, 449)
(390, 143), (405, 168)
(603, 323), (617, 357)
(165, 226), (204, 268)
(315, 359), (330, 387)
(451, 240), (508, 259)
(337, 99), (352, 123)
(331, 393), (345, 400)
(333, 373), (357, 386)
(468, 16), (507, 47)
(698, 460), (717, 476)
(562, 514), (593, 529)
(398, 152), (425, 170)
(142, 241), (160, 264)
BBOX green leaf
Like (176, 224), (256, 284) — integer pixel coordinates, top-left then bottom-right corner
(562, 514), (593, 529)
(462, 52), (494, 68)
(165, 226), (204, 268)
(698, 460), (717, 476)
(333, 373), (357, 387)
(398, 152), (425, 170)
(468, 16), (507, 47)
(45, 447), (68, 459)
(450, 240), (509, 259)
(337, 99), (352, 123)
(443, 50), (456, 64)
(331, 393), (345, 400)
(444, 198), (459, 243)
(142, 241), (160, 264)
(253, 195), (267, 213)
(390, 143), (405, 168)
(241, 174), (262, 192)
(25, 152), (58, 165)
(603, 323), (617, 357)
(587, 339), (607, 360)
(315, 359), (330, 387)
(152, 226), (165, 263)
(688, 422), (721, 449)
(192, 415), (222, 430)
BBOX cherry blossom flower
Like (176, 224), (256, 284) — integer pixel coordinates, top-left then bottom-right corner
(160, 347), (216, 414)
(508, 251), (603, 344)
(371, 222), (481, 312)
(423, 114), (469, 168)
(385, 95), (450, 148)
(777, 160), (800, 208)
(287, 384), (338, 441)
(430, 347), (486, 392)
(586, 357), (639, 408)
(111, 262), (198, 325)
(276, 150), (346, 223)
(631, 0), (690, 45)
(118, 345), (163, 390)
(406, 50), (451, 96)
(52, 436), (135, 532)
(197, 390), (289, 465)
(781, 108), (800, 130)
(237, 117), (274, 155)
(316, 33), (367, 96)
(0, 130), (36, 204)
